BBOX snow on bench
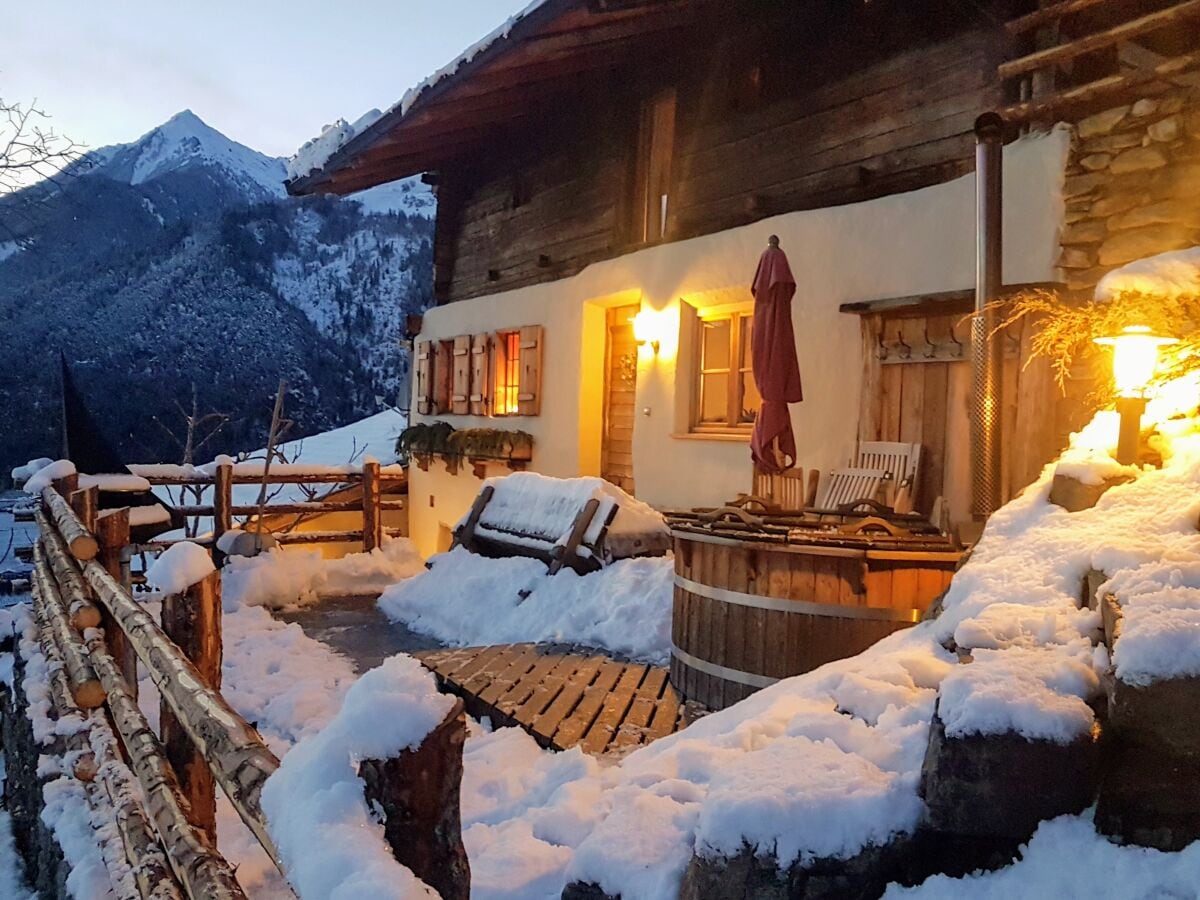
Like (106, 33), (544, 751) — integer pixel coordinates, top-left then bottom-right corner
(454, 472), (670, 574)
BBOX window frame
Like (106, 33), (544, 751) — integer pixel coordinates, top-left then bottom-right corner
(690, 305), (758, 435)
(492, 328), (523, 417)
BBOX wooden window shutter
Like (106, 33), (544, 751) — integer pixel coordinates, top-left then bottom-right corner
(469, 334), (491, 416)
(451, 335), (471, 415)
(434, 341), (453, 414)
(517, 325), (543, 416)
(415, 340), (434, 415)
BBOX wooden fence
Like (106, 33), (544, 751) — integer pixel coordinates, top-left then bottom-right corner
(26, 475), (469, 900)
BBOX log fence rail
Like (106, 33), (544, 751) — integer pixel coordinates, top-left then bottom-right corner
(130, 460), (407, 553)
(20, 472), (468, 900)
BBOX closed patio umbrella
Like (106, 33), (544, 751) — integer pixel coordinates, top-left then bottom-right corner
(749, 235), (803, 474)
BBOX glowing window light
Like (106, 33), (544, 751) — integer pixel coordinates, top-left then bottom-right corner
(494, 331), (521, 415)
(1094, 325), (1178, 397)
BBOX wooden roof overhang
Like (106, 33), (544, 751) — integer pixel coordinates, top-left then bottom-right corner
(286, 0), (712, 197)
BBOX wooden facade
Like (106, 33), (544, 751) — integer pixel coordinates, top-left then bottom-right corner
(429, 1), (1018, 303)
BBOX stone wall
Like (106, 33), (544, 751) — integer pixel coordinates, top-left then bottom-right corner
(1059, 85), (1200, 292)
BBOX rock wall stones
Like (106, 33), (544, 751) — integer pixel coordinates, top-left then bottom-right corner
(1059, 87), (1200, 292)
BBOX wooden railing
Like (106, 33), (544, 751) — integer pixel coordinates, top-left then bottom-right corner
(133, 461), (407, 552)
(26, 475), (469, 900)
(998, 0), (1200, 123)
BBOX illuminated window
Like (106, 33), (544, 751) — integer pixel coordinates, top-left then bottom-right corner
(693, 306), (759, 432)
(494, 330), (522, 416)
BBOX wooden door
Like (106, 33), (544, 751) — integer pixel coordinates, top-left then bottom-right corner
(602, 305), (640, 494)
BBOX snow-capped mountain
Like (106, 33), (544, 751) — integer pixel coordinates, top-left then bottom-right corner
(0, 111), (433, 480)
(90, 109), (288, 199)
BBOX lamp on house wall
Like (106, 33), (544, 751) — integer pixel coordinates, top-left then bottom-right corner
(1094, 325), (1178, 464)
(632, 309), (660, 353)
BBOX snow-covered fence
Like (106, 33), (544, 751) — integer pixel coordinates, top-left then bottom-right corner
(21, 478), (473, 899)
(132, 459), (407, 553)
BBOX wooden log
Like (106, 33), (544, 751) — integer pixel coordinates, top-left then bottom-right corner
(31, 543), (105, 709)
(160, 570), (221, 839)
(998, 0), (1200, 81)
(998, 51), (1200, 123)
(362, 459), (383, 552)
(136, 471), (405, 486)
(213, 461), (233, 563)
(91, 722), (185, 900)
(359, 700), (470, 900)
(69, 485), (99, 533)
(52, 472), (79, 497)
(35, 509), (102, 630)
(42, 486), (99, 560)
(97, 508), (137, 696)
(85, 632), (248, 900)
(273, 529), (365, 545)
(81, 558), (285, 875)
(29, 582), (98, 780)
(1004, 0), (1110, 35)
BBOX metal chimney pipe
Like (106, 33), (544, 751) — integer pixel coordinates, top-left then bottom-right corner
(971, 113), (1005, 519)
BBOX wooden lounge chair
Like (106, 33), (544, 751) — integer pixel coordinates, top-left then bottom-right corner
(750, 441), (922, 514)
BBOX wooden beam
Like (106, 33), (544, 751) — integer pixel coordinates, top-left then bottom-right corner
(31, 542), (105, 709)
(839, 282), (1065, 315)
(35, 509), (101, 630)
(42, 486), (98, 560)
(998, 0), (1200, 81)
(362, 460), (383, 552)
(1005, 0), (1113, 35)
(998, 51), (1200, 121)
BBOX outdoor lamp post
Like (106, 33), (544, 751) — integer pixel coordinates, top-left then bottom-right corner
(1094, 325), (1178, 465)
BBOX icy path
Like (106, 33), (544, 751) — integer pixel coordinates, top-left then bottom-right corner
(277, 595), (444, 673)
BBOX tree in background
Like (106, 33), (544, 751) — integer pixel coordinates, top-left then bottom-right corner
(0, 96), (84, 237)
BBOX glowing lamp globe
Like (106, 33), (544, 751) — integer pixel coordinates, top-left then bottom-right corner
(632, 309), (660, 353)
(1093, 325), (1177, 464)
(1094, 325), (1177, 398)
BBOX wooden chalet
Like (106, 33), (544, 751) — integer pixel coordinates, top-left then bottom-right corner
(288, 0), (1200, 556)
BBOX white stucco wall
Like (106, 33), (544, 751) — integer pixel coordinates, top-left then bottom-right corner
(406, 129), (1068, 558)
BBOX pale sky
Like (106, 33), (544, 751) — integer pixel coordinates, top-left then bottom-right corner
(6, 1), (531, 158)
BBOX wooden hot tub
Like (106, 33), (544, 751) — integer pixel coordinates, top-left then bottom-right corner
(668, 510), (962, 710)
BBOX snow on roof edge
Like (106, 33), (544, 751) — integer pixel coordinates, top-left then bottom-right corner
(286, 0), (554, 185)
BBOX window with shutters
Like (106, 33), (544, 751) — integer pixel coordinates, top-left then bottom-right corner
(491, 325), (542, 417)
(691, 305), (759, 434)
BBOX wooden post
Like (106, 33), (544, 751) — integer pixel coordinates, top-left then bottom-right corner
(52, 472), (79, 498)
(69, 485), (99, 533)
(160, 570), (221, 838)
(362, 460), (383, 552)
(359, 700), (470, 900)
(97, 508), (136, 696)
(213, 462), (233, 565)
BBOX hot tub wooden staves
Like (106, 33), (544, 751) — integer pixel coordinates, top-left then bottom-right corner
(670, 528), (961, 710)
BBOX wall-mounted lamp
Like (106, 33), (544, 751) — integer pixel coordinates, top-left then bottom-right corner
(632, 309), (660, 353)
(1094, 325), (1178, 464)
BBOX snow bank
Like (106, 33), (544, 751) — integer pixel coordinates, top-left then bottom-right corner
(1095, 245), (1200, 301)
(260, 655), (454, 900)
(222, 538), (424, 610)
(145, 541), (215, 594)
(471, 471), (667, 552)
(378, 548), (673, 663)
(887, 812), (1200, 898)
(22, 459), (76, 495)
(1104, 559), (1200, 686)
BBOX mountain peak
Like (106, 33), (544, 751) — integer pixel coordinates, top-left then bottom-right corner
(96, 111), (287, 199)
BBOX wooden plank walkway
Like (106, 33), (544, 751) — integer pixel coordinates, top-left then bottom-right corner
(414, 643), (688, 755)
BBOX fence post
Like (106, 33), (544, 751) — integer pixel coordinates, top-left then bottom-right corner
(213, 462), (233, 565)
(96, 507), (136, 696)
(363, 460), (383, 552)
(160, 568), (221, 838)
(52, 472), (79, 498)
(359, 700), (470, 900)
(70, 485), (99, 533)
